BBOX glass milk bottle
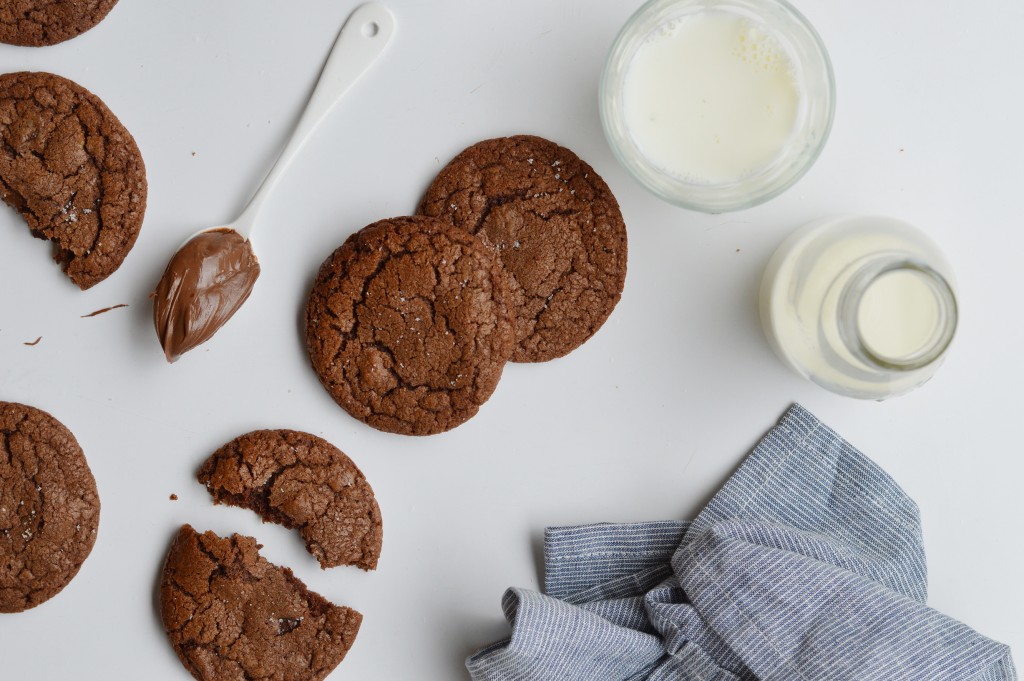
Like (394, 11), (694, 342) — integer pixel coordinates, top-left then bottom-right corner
(760, 216), (958, 400)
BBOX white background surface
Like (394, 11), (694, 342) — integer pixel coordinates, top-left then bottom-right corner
(1, 1), (1021, 678)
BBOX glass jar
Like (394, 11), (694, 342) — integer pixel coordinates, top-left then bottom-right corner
(599, 0), (835, 213)
(759, 216), (958, 400)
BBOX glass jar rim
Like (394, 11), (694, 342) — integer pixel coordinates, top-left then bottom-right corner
(599, 0), (836, 213)
(838, 260), (959, 372)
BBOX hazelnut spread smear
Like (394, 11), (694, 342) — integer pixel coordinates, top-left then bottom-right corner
(152, 228), (260, 362)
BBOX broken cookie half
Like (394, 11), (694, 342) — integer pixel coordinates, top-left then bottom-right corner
(197, 429), (383, 570)
(159, 525), (361, 681)
(0, 71), (146, 290)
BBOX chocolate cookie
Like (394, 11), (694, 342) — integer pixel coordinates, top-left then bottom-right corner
(0, 1), (119, 47)
(305, 215), (515, 436)
(0, 401), (100, 613)
(0, 71), (147, 289)
(197, 430), (383, 571)
(419, 135), (628, 362)
(160, 525), (361, 681)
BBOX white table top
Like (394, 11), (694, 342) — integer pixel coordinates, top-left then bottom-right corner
(1, 1), (1021, 678)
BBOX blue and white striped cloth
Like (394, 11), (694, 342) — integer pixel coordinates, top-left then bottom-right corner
(467, 404), (1016, 680)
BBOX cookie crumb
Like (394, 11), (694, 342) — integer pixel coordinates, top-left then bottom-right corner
(81, 303), (129, 318)
(169, 494), (178, 501)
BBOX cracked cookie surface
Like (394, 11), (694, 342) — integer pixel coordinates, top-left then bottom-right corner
(160, 525), (361, 681)
(197, 430), (383, 570)
(419, 135), (627, 362)
(0, 400), (99, 613)
(305, 216), (515, 436)
(0, 0), (118, 47)
(0, 71), (147, 289)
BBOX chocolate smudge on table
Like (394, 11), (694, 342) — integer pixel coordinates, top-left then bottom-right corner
(81, 304), (129, 318)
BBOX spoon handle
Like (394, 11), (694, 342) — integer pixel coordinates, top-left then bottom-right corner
(234, 3), (396, 238)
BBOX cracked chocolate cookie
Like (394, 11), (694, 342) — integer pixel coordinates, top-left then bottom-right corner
(160, 525), (361, 681)
(305, 215), (515, 436)
(0, 71), (147, 289)
(419, 135), (628, 362)
(0, 401), (99, 613)
(0, 1), (119, 47)
(197, 430), (383, 570)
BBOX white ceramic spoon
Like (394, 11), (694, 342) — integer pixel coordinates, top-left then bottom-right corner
(225, 3), (396, 243)
(153, 3), (396, 362)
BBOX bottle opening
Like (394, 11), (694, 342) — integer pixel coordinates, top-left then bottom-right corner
(843, 261), (957, 371)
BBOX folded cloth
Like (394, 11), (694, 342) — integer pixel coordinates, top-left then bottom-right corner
(467, 404), (1016, 681)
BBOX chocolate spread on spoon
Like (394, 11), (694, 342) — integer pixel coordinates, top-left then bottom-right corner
(152, 229), (260, 362)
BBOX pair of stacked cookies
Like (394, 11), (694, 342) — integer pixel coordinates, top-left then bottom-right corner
(306, 135), (628, 436)
(161, 430), (383, 681)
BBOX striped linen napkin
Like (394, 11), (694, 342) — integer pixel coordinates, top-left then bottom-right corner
(467, 404), (1016, 680)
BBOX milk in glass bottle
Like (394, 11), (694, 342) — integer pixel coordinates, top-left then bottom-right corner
(760, 215), (958, 399)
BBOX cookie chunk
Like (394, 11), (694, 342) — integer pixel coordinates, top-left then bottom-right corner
(419, 135), (628, 362)
(197, 430), (383, 570)
(160, 525), (361, 681)
(0, 71), (147, 289)
(0, 1), (119, 47)
(305, 216), (515, 436)
(0, 401), (100, 613)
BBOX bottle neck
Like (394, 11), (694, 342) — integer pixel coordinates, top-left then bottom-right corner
(837, 258), (958, 372)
